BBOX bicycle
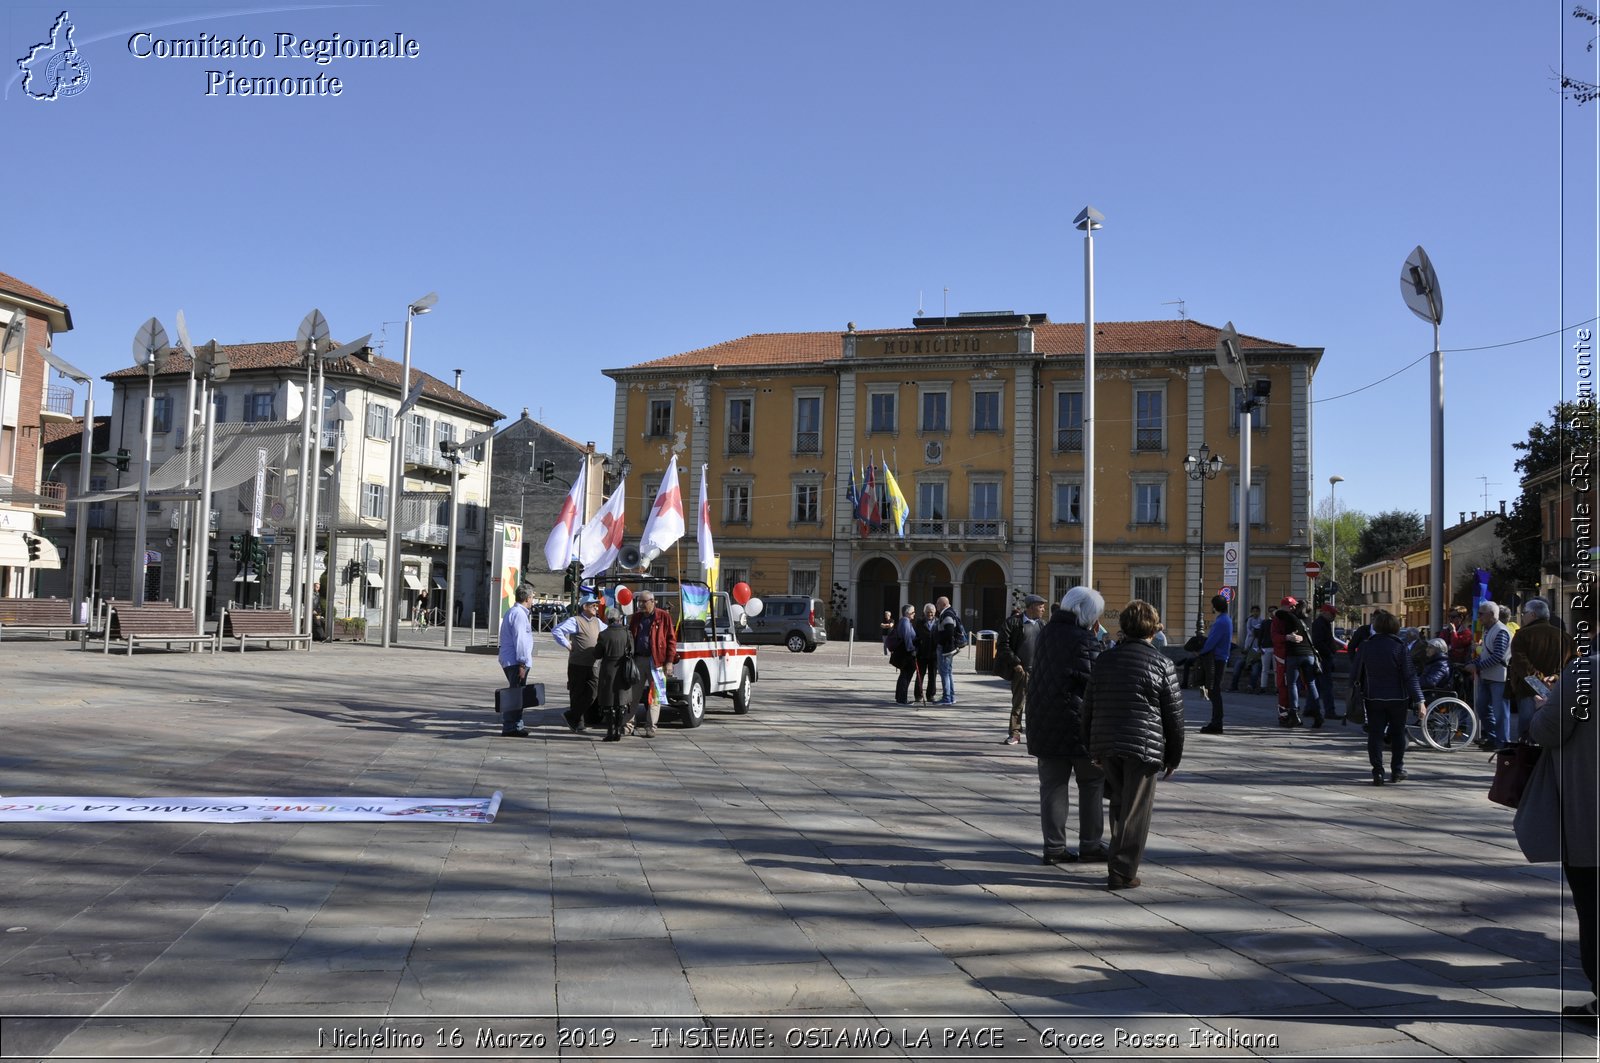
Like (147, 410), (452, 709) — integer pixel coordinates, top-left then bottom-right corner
(411, 606), (443, 633)
(1404, 686), (1480, 751)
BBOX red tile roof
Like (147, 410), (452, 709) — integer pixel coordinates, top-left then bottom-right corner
(104, 341), (503, 420)
(614, 319), (1295, 372)
(0, 270), (68, 309)
(42, 416), (109, 446)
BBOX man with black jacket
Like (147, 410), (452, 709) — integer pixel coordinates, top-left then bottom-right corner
(1310, 604), (1346, 721)
(1081, 599), (1184, 891)
(1025, 588), (1107, 864)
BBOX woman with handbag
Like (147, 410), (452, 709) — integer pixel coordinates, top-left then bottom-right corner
(1353, 610), (1425, 786)
(1514, 648), (1599, 1025)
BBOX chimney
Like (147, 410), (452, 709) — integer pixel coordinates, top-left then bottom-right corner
(1459, 511), (1466, 524)
(520, 407), (530, 420)
(1499, 499), (1506, 514)
(453, 368), (463, 390)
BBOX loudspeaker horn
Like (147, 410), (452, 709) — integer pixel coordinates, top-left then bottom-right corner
(618, 545), (643, 570)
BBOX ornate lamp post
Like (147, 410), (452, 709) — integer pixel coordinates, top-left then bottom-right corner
(1183, 443), (1224, 635)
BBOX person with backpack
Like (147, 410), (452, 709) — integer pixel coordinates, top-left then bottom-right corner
(934, 595), (965, 705)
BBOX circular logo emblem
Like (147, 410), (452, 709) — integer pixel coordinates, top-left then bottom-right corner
(45, 51), (91, 98)
(924, 440), (943, 465)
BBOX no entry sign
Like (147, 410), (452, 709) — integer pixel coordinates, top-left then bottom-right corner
(1304, 560), (1323, 579)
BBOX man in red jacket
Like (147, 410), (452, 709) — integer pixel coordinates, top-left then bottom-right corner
(626, 590), (677, 738)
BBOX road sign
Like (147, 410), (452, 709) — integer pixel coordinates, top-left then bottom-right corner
(1304, 560), (1323, 579)
(1223, 567), (1239, 583)
(1223, 541), (1240, 567)
(1218, 586), (1234, 602)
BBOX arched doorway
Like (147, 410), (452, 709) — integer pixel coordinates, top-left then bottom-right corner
(856, 557), (900, 640)
(960, 558), (1008, 633)
(908, 558), (952, 612)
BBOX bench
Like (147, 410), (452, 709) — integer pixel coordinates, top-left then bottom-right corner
(103, 605), (217, 655)
(222, 609), (312, 652)
(0, 598), (89, 643)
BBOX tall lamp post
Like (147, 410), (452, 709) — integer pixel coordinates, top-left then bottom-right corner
(1183, 444), (1223, 635)
(1400, 246), (1445, 632)
(1328, 474), (1344, 608)
(1073, 206), (1103, 591)
(383, 292), (437, 647)
(129, 318), (169, 605)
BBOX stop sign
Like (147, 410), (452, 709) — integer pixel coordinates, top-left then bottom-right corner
(1304, 560), (1323, 578)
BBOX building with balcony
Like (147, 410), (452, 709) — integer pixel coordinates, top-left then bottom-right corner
(100, 342), (502, 624)
(0, 270), (73, 596)
(1394, 512), (1505, 630)
(1525, 464), (1595, 623)
(34, 415), (112, 600)
(604, 311), (1323, 636)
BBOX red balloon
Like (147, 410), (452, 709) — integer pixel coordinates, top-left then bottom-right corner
(616, 586), (633, 607)
(731, 581), (752, 605)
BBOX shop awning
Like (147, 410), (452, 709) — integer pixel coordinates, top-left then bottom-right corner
(0, 530), (27, 567)
(364, 572), (384, 589)
(0, 530), (59, 569)
(432, 575), (448, 588)
(402, 573), (426, 591)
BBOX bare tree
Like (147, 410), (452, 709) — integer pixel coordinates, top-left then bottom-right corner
(1557, 5), (1598, 103)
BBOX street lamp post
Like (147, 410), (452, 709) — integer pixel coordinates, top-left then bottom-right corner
(1184, 443), (1224, 635)
(383, 292), (437, 647)
(1073, 206), (1103, 591)
(1400, 246), (1445, 632)
(1328, 474), (1345, 605)
(129, 318), (168, 606)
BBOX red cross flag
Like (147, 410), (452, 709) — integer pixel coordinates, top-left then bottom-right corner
(542, 462), (588, 571)
(640, 455), (686, 561)
(579, 478), (628, 578)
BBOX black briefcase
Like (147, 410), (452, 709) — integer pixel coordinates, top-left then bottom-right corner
(495, 683), (544, 713)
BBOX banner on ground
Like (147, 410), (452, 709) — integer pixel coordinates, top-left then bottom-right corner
(0, 792), (503, 824)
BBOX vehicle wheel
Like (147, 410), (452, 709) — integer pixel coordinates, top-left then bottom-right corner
(681, 672), (707, 728)
(732, 665), (753, 714)
(1420, 696), (1478, 750)
(802, 643), (817, 653)
(786, 632), (807, 653)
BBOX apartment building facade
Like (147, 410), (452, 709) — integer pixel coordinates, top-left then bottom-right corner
(604, 312), (1323, 637)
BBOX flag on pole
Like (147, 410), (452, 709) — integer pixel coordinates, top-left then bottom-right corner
(542, 463), (588, 570)
(578, 478), (627, 578)
(844, 458), (865, 537)
(696, 463), (718, 590)
(862, 458), (881, 533)
(639, 455), (686, 560)
(881, 460), (910, 538)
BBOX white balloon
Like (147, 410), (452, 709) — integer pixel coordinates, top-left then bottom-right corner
(744, 596), (764, 618)
(728, 603), (746, 624)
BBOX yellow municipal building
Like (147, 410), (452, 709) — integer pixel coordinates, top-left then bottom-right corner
(603, 311), (1323, 639)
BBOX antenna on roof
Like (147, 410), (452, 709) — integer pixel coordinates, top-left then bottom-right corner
(916, 290), (924, 318)
(1161, 298), (1187, 322)
(1476, 475), (1500, 513)
(943, 287), (949, 320)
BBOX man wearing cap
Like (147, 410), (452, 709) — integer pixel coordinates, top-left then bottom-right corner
(1310, 603), (1347, 721)
(997, 593), (1049, 745)
(553, 593), (606, 733)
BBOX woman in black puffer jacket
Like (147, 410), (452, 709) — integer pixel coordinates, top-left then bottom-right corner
(1025, 587), (1107, 865)
(1082, 599), (1185, 891)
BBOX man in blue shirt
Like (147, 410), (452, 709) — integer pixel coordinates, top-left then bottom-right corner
(497, 584), (536, 737)
(1197, 595), (1233, 735)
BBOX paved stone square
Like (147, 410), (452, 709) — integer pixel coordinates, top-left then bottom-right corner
(0, 634), (1593, 1060)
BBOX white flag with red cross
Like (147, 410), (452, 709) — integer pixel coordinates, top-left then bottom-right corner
(578, 478), (628, 578)
(542, 463), (588, 571)
(639, 455), (686, 561)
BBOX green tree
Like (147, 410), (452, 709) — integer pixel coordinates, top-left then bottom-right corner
(1353, 510), (1424, 570)
(1313, 500), (1367, 593)
(1497, 401), (1598, 587)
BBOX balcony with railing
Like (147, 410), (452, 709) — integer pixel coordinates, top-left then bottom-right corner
(1543, 536), (1580, 574)
(840, 518), (1009, 544)
(320, 427), (343, 450)
(42, 385), (74, 419)
(726, 431), (751, 455)
(403, 441), (452, 472)
(402, 522), (448, 545)
(1056, 427), (1083, 452)
(794, 431), (820, 455)
(37, 481), (66, 512)
(1134, 428), (1163, 451)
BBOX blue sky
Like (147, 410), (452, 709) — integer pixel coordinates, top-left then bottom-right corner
(6, 0), (1596, 525)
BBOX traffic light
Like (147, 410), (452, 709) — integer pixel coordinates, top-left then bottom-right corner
(250, 539), (266, 568)
(114, 448), (130, 472)
(541, 459), (555, 484)
(563, 566), (575, 593)
(346, 558), (362, 583)
(22, 533), (40, 562)
(228, 534), (244, 561)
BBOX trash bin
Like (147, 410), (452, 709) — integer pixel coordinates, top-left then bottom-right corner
(974, 630), (997, 672)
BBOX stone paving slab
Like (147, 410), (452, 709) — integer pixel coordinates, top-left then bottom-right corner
(0, 637), (1593, 1060)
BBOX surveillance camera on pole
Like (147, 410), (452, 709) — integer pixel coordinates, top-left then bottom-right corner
(1400, 245), (1445, 632)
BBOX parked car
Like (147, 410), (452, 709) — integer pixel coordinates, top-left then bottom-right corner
(737, 595), (827, 653)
